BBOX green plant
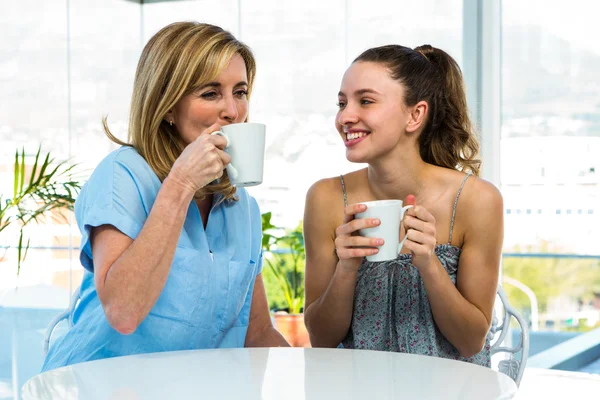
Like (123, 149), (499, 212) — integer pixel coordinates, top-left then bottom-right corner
(261, 212), (305, 314)
(0, 146), (82, 274)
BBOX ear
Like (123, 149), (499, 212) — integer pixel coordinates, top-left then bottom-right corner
(406, 100), (428, 134)
(164, 110), (175, 125)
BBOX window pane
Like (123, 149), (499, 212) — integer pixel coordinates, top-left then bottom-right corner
(502, 0), (600, 334)
(143, 0), (239, 39)
(69, 0), (141, 170)
(241, 0), (348, 227)
(0, 1), (138, 394)
(0, 2), (68, 156)
(347, 0), (463, 65)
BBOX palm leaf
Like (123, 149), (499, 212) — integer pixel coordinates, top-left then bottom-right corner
(18, 148), (25, 196)
(18, 236), (31, 275)
(34, 153), (52, 187)
(2, 146), (83, 275)
(17, 231), (24, 275)
(28, 146), (41, 189)
(13, 149), (19, 199)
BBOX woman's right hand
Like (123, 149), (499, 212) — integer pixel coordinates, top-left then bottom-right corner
(334, 203), (383, 272)
(167, 123), (232, 194)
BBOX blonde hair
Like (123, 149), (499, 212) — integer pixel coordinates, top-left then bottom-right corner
(103, 21), (257, 201)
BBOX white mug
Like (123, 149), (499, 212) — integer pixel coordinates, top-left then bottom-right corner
(356, 200), (413, 262)
(211, 122), (266, 187)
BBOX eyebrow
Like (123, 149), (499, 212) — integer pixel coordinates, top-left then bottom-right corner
(338, 88), (380, 97)
(198, 81), (248, 90)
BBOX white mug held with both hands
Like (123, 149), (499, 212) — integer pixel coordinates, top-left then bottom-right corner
(356, 200), (413, 262)
(210, 122), (266, 187)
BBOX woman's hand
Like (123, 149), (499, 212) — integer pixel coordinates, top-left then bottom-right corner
(334, 203), (383, 273)
(167, 123), (231, 194)
(403, 194), (438, 272)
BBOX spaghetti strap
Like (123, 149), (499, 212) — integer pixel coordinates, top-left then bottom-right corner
(340, 175), (348, 207)
(448, 172), (472, 245)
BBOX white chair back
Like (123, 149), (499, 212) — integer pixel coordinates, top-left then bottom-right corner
(43, 286), (81, 355)
(488, 285), (530, 386)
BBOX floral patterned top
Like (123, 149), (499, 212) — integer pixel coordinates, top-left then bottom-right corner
(339, 173), (491, 367)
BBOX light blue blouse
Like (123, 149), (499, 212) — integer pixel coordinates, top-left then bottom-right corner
(42, 147), (263, 371)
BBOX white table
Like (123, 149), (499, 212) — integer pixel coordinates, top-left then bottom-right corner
(22, 348), (517, 399)
(515, 367), (600, 399)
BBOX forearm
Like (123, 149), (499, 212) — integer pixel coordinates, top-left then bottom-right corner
(101, 177), (194, 332)
(420, 259), (490, 357)
(304, 266), (358, 348)
(245, 326), (290, 347)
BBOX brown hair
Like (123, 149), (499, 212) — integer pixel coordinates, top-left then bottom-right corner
(103, 21), (257, 201)
(354, 44), (480, 176)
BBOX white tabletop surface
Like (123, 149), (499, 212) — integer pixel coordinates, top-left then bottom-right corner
(22, 348), (517, 400)
(515, 367), (600, 399)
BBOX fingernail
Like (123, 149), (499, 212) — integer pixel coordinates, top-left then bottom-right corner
(376, 239), (384, 245)
(373, 219), (380, 225)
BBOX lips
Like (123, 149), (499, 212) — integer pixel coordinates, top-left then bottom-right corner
(344, 130), (370, 147)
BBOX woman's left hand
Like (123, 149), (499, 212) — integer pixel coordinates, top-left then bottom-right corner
(403, 194), (438, 272)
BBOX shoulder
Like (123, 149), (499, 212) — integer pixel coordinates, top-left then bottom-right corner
(306, 169), (366, 205)
(232, 188), (263, 255)
(77, 147), (158, 211)
(90, 146), (150, 178)
(306, 176), (345, 211)
(231, 188), (262, 229)
(90, 146), (159, 189)
(461, 175), (503, 211)
(459, 175), (504, 232)
(235, 188), (258, 213)
(304, 175), (352, 241)
(307, 176), (342, 197)
(108, 146), (153, 175)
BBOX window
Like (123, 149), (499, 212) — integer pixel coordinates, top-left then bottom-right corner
(501, 0), (600, 335)
(0, 0), (140, 395)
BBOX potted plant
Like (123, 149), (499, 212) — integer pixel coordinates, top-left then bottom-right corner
(261, 212), (310, 347)
(0, 147), (82, 276)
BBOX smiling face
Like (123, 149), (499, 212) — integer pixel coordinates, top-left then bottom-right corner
(336, 61), (414, 163)
(167, 54), (249, 145)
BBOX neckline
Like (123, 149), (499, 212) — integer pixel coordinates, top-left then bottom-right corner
(185, 196), (222, 254)
(395, 243), (462, 258)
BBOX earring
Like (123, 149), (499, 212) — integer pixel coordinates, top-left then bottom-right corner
(169, 120), (173, 126)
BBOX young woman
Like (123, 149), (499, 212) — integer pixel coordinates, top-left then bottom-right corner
(303, 44), (503, 366)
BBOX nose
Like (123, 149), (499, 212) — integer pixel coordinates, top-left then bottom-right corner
(220, 94), (239, 123)
(337, 103), (359, 126)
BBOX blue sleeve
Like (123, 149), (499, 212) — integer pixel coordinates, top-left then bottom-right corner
(248, 193), (264, 276)
(257, 251), (264, 276)
(74, 148), (157, 272)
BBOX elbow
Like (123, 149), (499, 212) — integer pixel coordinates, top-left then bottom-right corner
(104, 304), (140, 335)
(112, 322), (138, 336)
(304, 309), (341, 348)
(303, 309), (322, 347)
(245, 321), (272, 347)
(303, 309), (323, 346)
(308, 334), (337, 349)
(457, 334), (487, 359)
(456, 314), (492, 358)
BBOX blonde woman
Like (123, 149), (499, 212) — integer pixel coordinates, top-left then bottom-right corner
(42, 22), (288, 371)
(303, 45), (502, 366)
